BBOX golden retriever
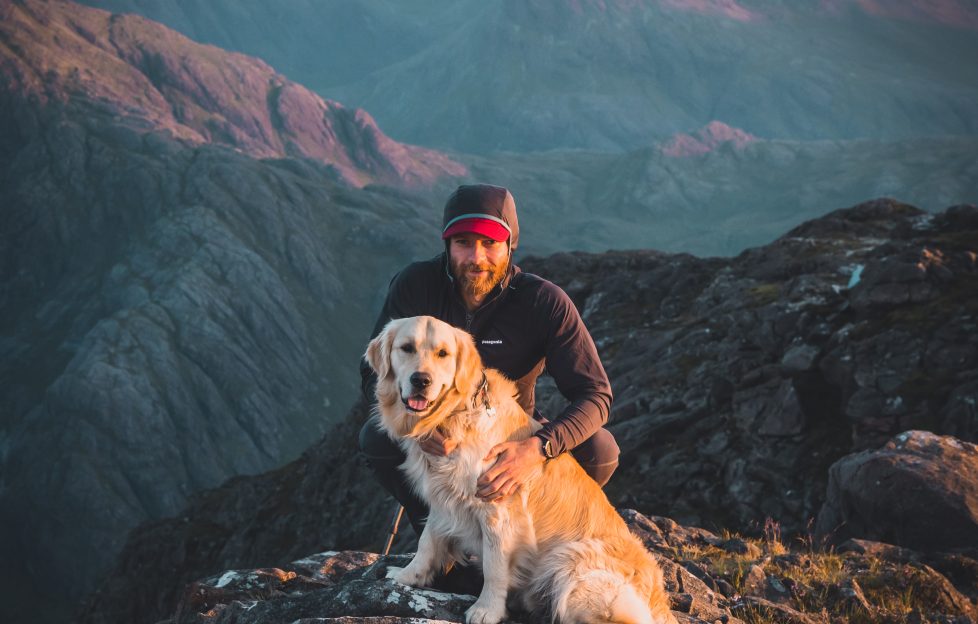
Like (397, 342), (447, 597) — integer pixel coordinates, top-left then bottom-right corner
(365, 315), (676, 624)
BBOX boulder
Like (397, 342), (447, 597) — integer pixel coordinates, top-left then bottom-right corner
(816, 430), (978, 551)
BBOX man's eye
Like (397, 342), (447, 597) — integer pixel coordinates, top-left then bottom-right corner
(437, 349), (449, 358)
(400, 344), (415, 354)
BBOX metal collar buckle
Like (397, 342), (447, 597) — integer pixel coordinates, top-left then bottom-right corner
(474, 371), (495, 417)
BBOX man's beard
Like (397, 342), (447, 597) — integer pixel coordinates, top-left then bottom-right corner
(451, 256), (510, 301)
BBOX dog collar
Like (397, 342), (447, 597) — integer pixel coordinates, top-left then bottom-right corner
(474, 371), (495, 417)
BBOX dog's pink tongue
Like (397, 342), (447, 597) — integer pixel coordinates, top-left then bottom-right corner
(408, 397), (429, 411)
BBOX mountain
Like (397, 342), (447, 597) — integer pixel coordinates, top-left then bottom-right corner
(2, 2), (977, 623)
(0, 1), (462, 622)
(460, 128), (978, 257)
(78, 199), (978, 624)
(81, 0), (978, 152)
(74, 0), (438, 91)
(1, 0), (464, 187)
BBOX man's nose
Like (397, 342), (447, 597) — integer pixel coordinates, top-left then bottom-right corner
(410, 372), (432, 389)
(470, 241), (487, 263)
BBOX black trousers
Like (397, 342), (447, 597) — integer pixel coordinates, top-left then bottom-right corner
(358, 416), (621, 536)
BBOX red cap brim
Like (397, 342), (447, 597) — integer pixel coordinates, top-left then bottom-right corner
(441, 218), (510, 242)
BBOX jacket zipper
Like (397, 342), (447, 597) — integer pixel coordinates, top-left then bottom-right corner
(462, 284), (506, 332)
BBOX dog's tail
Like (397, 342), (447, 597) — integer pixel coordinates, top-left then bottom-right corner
(536, 538), (676, 624)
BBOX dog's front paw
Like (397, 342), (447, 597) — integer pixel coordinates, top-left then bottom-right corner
(465, 598), (506, 624)
(387, 563), (431, 587)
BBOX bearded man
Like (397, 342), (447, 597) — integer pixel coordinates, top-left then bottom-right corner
(359, 184), (619, 537)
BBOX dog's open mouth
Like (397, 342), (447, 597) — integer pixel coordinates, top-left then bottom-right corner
(403, 395), (432, 412)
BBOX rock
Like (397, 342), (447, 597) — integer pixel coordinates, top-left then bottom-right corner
(293, 619), (455, 624)
(719, 538), (762, 559)
(781, 344), (821, 375)
(741, 564), (769, 596)
(758, 381), (807, 437)
(816, 431), (978, 551)
(731, 596), (828, 624)
(758, 576), (794, 605)
(152, 513), (727, 624)
(824, 579), (873, 618)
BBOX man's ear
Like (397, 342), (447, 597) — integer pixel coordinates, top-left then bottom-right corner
(365, 321), (397, 380)
(453, 328), (482, 397)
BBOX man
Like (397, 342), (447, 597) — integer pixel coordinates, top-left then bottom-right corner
(359, 184), (618, 535)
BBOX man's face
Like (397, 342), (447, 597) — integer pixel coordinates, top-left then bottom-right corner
(448, 233), (510, 301)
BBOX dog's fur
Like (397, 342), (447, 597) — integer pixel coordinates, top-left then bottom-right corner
(365, 315), (676, 624)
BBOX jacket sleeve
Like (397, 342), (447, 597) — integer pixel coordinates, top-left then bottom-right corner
(359, 268), (417, 401)
(533, 287), (613, 457)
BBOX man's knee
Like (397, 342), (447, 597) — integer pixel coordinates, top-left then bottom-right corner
(359, 419), (403, 464)
(570, 428), (620, 487)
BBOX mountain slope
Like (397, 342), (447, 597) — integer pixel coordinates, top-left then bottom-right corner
(80, 0), (978, 153)
(76, 1), (978, 153)
(0, 2), (462, 622)
(0, 0), (464, 187)
(460, 128), (978, 257)
(329, 0), (978, 152)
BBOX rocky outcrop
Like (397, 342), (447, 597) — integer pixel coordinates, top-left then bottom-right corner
(817, 430), (978, 551)
(135, 511), (978, 624)
(527, 199), (978, 538)
(136, 512), (737, 624)
(79, 199), (978, 624)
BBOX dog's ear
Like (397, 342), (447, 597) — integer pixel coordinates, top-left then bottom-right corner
(453, 327), (482, 397)
(365, 320), (397, 380)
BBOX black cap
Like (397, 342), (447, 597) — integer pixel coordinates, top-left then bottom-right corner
(441, 184), (519, 249)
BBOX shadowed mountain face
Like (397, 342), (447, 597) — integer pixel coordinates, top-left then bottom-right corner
(0, 2), (461, 621)
(0, 104), (441, 622)
(82, 0), (978, 152)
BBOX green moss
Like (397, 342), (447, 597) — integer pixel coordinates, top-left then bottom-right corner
(748, 283), (782, 307)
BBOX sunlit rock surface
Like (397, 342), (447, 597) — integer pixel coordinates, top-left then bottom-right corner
(138, 511), (978, 624)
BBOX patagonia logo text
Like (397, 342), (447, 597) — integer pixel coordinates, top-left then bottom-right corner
(480, 339), (503, 345)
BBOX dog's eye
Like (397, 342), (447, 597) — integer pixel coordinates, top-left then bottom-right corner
(400, 344), (415, 354)
(437, 349), (449, 358)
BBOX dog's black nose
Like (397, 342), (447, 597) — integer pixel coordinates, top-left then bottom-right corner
(410, 372), (432, 389)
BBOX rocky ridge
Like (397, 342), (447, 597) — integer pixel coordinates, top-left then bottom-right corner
(135, 508), (978, 623)
(529, 200), (978, 536)
(79, 199), (978, 624)
(0, 0), (464, 187)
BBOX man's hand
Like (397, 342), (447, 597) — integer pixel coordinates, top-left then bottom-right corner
(476, 437), (545, 502)
(419, 428), (458, 456)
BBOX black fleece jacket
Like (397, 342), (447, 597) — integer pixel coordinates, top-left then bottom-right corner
(360, 252), (613, 457)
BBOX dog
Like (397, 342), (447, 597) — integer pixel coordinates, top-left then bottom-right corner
(365, 315), (676, 624)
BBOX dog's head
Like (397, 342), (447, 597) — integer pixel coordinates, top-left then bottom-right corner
(364, 316), (482, 437)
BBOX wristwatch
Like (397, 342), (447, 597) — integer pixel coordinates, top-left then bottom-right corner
(535, 433), (556, 460)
